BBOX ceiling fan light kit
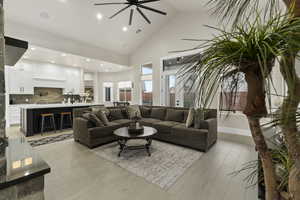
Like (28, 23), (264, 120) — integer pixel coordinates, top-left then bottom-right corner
(94, 0), (167, 26)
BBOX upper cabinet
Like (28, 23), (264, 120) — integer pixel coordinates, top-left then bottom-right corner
(5, 66), (34, 95)
(5, 60), (81, 95)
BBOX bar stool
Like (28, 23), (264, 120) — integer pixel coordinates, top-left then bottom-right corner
(41, 113), (56, 135)
(60, 112), (72, 130)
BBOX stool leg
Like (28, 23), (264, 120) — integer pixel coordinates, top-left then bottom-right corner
(60, 114), (63, 130)
(52, 116), (56, 133)
(41, 116), (45, 135)
(69, 114), (72, 128)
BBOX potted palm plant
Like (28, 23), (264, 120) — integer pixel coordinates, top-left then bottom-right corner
(205, 0), (300, 198)
(177, 13), (300, 200)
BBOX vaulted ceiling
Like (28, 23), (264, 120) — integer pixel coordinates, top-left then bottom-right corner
(5, 0), (178, 55)
(4, 0), (208, 66)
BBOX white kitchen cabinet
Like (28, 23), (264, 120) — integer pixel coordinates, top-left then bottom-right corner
(6, 61), (82, 95)
(8, 104), (25, 125)
(6, 67), (33, 95)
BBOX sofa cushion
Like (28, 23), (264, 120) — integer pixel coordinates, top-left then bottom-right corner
(150, 108), (166, 120)
(140, 106), (151, 118)
(88, 122), (121, 139)
(194, 109), (210, 129)
(109, 108), (124, 121)
(92, 106), (110, 117)
(96, 111), (110, 126)
(154, 121), (182, 134)
(165, 109), (184, 122)
(126, 105), (142, 119)
(186, 108), (195, 128)
(111, 119), (132, 127)
(172, 123), (208, 137)
(82, 113), (104, 127)
(139, 118), (162, 127)
(183, 110), (189, 123)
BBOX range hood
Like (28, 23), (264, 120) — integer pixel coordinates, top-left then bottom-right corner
(5, 36), (28, 66)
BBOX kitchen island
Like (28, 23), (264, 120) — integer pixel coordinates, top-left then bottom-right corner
(20, 104), (103, 136)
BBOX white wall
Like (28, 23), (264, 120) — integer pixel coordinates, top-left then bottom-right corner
(97, 68), (139, 106)
(129, 10), (286, 136)
(130, 11), (219, 106)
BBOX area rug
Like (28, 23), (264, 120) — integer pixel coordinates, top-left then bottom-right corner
(28, 133), (73, 147)
(92, 140), (203, 190)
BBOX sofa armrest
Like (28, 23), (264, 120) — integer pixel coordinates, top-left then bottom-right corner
(88, 127), (106, 136)
(200, 118), (218, 148)
(73, 117), (90, 142)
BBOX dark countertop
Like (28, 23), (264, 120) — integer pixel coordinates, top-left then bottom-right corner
(0, 137), (50, 190)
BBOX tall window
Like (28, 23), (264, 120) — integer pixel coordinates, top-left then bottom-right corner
(103, 82), (113, 102)
(219, 73), (247, 112)
(105, 87), (111, 102)
(118, 81), (132, 102)
(141, 64), (153, 105)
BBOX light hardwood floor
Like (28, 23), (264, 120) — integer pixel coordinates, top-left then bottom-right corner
(6, 126), (258, 200)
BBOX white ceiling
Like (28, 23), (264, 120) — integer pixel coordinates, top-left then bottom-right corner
(164, 0), (208, 12)
(5, 0), (177, 55)
(23, 45), (131, 73)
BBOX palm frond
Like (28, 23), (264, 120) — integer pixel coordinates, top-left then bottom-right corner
(207, 0), (283, 26)
(177, 14), (300, 110)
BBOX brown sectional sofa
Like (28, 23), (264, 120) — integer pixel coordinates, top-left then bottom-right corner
(73, 106), (218, 152)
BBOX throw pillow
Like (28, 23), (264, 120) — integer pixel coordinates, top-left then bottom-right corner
(194, 109), (208, 129)
(109, 109), (124, 121)
(140, 106), (151, 118)
(151, 108), (166, 121)
(126, 105), (142, 119)
(183, 110), (190, 123)
(82, 113), (104, 127)
(97, 111), (110, 126)
(92, 106), (110, 118)
(186, 108), (195, 128)
(165, 109), (184, 122)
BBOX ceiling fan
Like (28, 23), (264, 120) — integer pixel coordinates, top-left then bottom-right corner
(94, 0), (167, 26)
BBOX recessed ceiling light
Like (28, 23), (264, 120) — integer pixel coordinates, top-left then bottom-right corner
(86, 58), (91, 62)
(61, 53), (67, 57)
(40, 12), (50, 20)
(50, 61), (55, 64)
(58, 0), (67, 3)
(122, 26), (128, 32)
(30, 47), (36, 51)
(100, 64), (104, 66)
(96, 13), (103, 20)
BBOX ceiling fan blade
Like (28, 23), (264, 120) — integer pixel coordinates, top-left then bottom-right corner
(129, 9), (134, 26)
(137, 4), (167, 15)
(136, 7), (151, 24)
(110, 4), (132, 19)
(138, 0), (160, 4)
(94, 3), (129, 6)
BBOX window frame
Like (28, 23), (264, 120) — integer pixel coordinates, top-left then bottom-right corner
(140, 63), (153, 105)
(103, 82), (113, 103)
(118, 81), (133, 102)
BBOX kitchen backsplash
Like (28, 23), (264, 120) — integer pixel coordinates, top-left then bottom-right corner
(10, 87), (80, 104)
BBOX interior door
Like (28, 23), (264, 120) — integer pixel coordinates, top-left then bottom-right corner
(161, 72), (197, 108)
(162, 73), (183, 107)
